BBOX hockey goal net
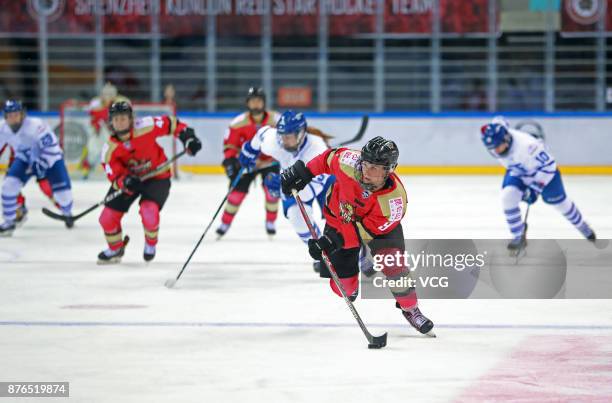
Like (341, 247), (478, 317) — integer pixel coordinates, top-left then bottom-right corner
(56, 100), (179, 179)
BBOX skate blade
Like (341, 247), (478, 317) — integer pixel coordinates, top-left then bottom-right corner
(97, 256), (123, 265)
(424, 330), (437, 338)
(0, 230), (15, 238)
(15, 216), (27, 228)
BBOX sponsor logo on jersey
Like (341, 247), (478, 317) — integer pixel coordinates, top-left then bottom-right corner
(340, 150), (360, 168)
(339, 201), (355, 223)
(388, 197), (404, 222)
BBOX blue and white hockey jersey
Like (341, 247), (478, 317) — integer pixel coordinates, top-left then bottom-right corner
(249, 126), (331, 202)
(0, 117), (63, 171)
(495, 128), (557, 192)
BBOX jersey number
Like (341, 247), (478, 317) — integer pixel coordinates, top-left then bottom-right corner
(535, 151), (550, 164)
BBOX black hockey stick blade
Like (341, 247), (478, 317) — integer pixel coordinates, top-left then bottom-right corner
(41, 150), (188, 225)
(336, 115), (369, 146)
(368, 332), (388, 349)
(41, 207), (68, 222)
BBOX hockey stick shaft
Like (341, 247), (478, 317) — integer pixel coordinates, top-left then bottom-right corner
(42, 150), (187, 223)
(335, 115), (369, 147)
(291, 189), (386, 347)
(170, 167), (247, 284)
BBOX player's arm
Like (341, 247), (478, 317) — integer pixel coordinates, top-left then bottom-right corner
(280, 148), (343, 195)
(359, 194), (406, 242)
(238, 126), (276, 170)
(147, 115), (201, 156)
(527, 144), (557, 192)
(100, 142), (127, 185)
(30, 126), (62, 178)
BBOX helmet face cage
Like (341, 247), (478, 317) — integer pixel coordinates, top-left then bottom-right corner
(358, 136), (399, 191)
(279, 129), (306, 153)
(246, 87), (266, 113)
(481, 123), (511, 156)
(108, 101), (134, 137)
(3, 100), (25, 132)
(277, 110), (307, 152)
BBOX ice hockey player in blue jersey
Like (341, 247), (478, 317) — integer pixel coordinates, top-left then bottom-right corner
(239, 110), (335, 271)
(481, 116), (596, 250)
(0, 100), (73, 236)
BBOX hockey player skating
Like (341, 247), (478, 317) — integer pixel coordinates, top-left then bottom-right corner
(0, 100), (73, 236)
(0, 142), (59, 225)
(80, 83), (130, 179)
(97, 101), (201, 264)
(281, 137), (435, 336)
(238, 110), (335, 271)
(481, 117), (596, 250)
(217, 87), (281, 238)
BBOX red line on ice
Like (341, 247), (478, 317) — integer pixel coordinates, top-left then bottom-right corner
(456, 335), (612, 402)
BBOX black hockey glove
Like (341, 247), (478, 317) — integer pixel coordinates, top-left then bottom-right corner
(522, 188), (539, 205)
(120, 175), (142, 194)
(281, 160), (314, 196)
(222, 157), (241, 181)
(179, 127), (202, 156)
(308, 228), (344, 260)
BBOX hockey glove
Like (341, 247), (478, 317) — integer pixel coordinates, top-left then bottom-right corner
(179, 127), (202, 156)
(222, 157), (241, 181)
(522, 188), (539, 205)
(32, 160), (49, 180)
(281, 160), (314, 196)
(263, 173), (281, 199)
(238, 142), (260, 172)
(118, 175), (142, 194)
(308, 228), (344, 260)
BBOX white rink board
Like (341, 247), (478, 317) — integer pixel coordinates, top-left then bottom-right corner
(0, 175), (611, 402)
(24, 113), (612, 167)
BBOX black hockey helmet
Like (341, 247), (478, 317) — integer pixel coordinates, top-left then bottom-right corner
(246, 86), (266, 105)
(361, 136), (399, 170)
(108, 101), (134, 137)
(109, 101), (133, 119)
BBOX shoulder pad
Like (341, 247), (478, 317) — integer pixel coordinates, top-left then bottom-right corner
(230, 113), (250, 129)
(134, 116), (154, 130)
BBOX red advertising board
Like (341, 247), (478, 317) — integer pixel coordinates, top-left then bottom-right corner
(3, 0), (494, 36)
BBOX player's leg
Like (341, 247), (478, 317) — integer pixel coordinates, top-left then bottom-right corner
(97, 189), (137, 264)
(138, 178), (171, 262)
(15, 192), (27, 225)
(368, 224), (435, 335)
(260, 165), (281, 236)
(5, 156), (29, 225)
(1, 159), (31, 235)
(285, 196), (322, 272)
(320, 229), (361, 301)
(541, 170), (595, 240)
(44, 159), (74, 227)
(501, 172), (527, 248)
(216, 171), (255, 238)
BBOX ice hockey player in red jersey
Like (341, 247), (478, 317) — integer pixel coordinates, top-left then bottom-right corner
(217, 87), (281, 238)
(281, 137), (435, 336)
(97, 101), (202, 264)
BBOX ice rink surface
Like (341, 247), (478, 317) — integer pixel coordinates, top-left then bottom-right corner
(1, 174), (611, 402)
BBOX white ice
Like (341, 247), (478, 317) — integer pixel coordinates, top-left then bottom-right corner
(1, 174), (611, 402)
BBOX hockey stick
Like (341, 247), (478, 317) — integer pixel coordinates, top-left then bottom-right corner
(335, 115), (369, 147)
(42, 150), (187, 224)
(292, 189), (387, 349)
(165, 167), (246, 289)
